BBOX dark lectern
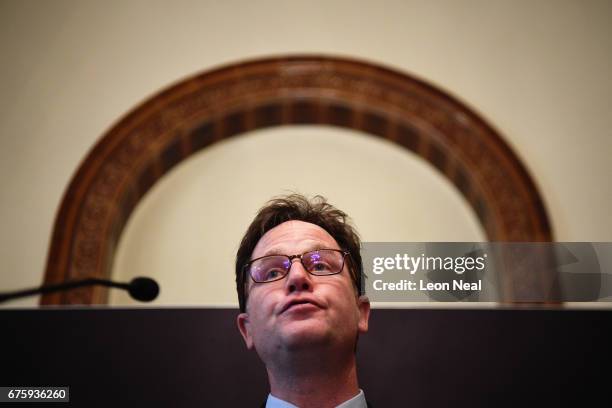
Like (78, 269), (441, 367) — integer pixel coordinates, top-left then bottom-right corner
(1, 308), (608, 407)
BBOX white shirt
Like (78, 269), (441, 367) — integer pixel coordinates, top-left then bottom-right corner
(265, 389), (367, 408)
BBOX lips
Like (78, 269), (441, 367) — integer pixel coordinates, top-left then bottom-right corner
(280, 297), (322, 314)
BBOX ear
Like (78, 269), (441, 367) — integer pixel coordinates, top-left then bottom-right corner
(236, 312), (254, 349)
(357, 295), (371, 333)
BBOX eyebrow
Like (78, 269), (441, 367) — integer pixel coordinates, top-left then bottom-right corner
(260, 243), (336, 258)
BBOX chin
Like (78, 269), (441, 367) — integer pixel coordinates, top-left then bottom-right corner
(279, 320), (333, 350)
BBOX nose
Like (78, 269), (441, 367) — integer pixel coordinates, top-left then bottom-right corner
(285, 257), (313, 294)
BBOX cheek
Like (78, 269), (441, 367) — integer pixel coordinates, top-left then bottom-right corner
(247, 287), (280, 323)
(323, 280), (360, 318)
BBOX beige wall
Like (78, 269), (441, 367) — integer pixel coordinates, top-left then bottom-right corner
(1, 0), (610, 307)
(110, 127), (486, 306)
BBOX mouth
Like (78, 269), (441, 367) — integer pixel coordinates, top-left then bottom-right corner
(280, 299), (321, 314)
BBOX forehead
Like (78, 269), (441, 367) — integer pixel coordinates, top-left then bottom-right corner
(252, 220), (340, 259)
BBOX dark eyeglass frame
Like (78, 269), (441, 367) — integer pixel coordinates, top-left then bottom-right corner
(243, 248), (350, 284)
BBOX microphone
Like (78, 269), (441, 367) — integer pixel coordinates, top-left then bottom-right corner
(0, 277), (160, 304)
(127, 277), (160, 302)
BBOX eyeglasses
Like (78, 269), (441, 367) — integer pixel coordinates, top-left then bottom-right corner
(244, 249), (349, 283)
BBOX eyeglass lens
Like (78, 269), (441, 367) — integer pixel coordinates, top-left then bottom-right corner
(249, 250), (345, 282)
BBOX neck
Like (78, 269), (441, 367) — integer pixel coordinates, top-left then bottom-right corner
(265, 346), (360, 408)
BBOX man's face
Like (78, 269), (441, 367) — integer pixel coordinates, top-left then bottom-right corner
(236, 220), (370, 358)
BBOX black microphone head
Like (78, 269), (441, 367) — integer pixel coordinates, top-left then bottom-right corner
(128, 277), (160, 302)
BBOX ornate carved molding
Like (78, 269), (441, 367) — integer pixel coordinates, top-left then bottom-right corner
(42, 56), (553, 304)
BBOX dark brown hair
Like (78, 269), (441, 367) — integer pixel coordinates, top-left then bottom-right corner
(235, 194), (364, 312)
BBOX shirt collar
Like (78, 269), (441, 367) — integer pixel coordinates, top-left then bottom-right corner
(266, 389), (366, 408)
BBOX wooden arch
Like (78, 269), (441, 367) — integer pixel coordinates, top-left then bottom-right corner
(42, 56), (553, 305)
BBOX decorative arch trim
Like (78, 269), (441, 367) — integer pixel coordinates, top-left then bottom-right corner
(42, 55), (553, 304)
